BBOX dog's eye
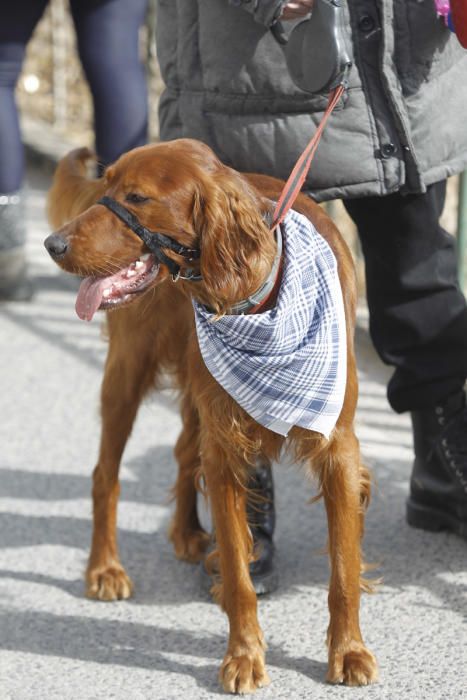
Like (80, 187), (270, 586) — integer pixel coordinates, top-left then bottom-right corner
(125, 193), (149, 204)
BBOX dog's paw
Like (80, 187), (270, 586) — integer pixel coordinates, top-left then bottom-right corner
(169, 524), (210, 563)
(219, 648), (270, 694)
(86, 565), (133, 601)
(327, 643), (378, 686)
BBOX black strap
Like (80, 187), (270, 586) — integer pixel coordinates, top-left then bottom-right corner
(97, 196), (201, 279)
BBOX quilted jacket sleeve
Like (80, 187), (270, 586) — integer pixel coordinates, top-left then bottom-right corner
(228, 0), (286, 27)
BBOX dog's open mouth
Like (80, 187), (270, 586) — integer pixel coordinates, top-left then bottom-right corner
(75, 253), (160, 321)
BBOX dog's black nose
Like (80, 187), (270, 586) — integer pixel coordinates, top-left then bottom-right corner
(44, 233), (68, 259)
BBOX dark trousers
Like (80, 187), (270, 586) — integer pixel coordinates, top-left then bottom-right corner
(0, 0), (148, 193)
(343, 181), (467, 413)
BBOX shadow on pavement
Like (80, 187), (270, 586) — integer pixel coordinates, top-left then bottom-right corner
(0, 607), (329, 691)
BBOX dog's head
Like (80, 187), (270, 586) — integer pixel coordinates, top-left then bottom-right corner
(44, 139), (276, 320)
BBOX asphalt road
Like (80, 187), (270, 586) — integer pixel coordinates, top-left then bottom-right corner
(0, 163), (466, 700)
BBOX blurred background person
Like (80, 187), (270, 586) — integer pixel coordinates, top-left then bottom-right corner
(0, 0), (149, 301)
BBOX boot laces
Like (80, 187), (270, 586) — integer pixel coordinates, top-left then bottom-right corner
(246, 465), (275, 534)
(439, 406), (467, 489)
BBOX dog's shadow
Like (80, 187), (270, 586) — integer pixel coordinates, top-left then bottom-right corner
(0, 603), (330, 692)
(0, 443), (207, 608)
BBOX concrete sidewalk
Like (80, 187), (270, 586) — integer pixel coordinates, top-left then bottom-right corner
(0, 162), (466, 700)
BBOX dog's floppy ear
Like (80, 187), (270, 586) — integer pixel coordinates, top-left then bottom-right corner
(192, 169), (275, 313)
(47, 148), (107, 229)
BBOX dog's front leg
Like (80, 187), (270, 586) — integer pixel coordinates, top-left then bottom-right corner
(86, 332), (156, 601)
(321, 429), (378, 686)
(202, 439), (270, 694)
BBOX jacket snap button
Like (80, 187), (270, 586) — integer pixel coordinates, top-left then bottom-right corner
(381, 142), (396, 158)
(358, 15), (375, 33)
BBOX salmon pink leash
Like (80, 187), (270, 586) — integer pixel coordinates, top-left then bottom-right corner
(271, 84), (345, 230)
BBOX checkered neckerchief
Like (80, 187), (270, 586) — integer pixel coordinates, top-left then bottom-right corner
(193, 209), (347, 438)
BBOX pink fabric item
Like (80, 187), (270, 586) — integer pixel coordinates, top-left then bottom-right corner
(434, 0), (451, 24)
(434, 0), (467, 48)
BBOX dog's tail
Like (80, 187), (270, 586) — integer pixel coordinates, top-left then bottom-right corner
(47, 147), (107, 229)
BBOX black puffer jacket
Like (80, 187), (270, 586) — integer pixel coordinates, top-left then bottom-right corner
(156, 0), (467, 201)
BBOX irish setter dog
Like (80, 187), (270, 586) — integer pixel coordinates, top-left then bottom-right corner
(45, 139), (378, 692)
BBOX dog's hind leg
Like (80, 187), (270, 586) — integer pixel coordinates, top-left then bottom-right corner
(169, 394), (210, 562)
(201, 439), (270, 694)
(319, 428), (378, 686)
(86, 318), (157, 601)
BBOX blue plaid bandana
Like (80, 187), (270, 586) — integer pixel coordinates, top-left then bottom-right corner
(193, 209), (347, 438)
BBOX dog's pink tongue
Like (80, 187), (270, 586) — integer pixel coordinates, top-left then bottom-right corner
(75, 277), (106, 321)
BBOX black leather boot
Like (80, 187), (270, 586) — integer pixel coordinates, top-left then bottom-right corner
(201, 461), (278, 596)
(407, 391), (467, 538)
(246, 461), (278, 595)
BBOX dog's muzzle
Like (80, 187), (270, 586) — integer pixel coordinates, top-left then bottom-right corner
(97, 196), (202, 281)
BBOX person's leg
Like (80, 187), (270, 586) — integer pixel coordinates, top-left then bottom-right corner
(0, 0), (48, 299)
(201, 458), (278, 596)
(344, 184), (467, 537)
(70, 0), (148, 170)
(344, 182), (467, 412)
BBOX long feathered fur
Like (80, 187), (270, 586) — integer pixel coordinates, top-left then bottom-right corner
(46, 139), (379, 692)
